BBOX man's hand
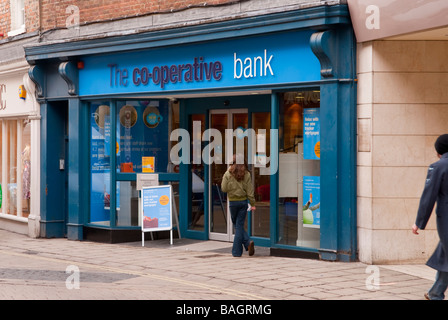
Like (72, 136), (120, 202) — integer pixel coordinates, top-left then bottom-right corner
(412, 223), (419, 235)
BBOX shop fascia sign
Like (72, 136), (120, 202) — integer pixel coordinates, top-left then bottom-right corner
(108, 50), (274, 90)
(79, 30), (320, 95)
(0, 84), (5, 110)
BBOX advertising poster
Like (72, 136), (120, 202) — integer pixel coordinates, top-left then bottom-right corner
(303, 108), (320, 160)
(116, 100), (169, 173)
(90, 104), (112, 223)
(303, 176), (320, 228)
(142, 157), (155, 173)
(141, 185), (172, 232)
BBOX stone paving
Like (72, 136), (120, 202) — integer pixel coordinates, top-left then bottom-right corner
(0, 229), (437, 301)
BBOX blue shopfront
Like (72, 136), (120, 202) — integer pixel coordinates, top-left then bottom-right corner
(25, 5), (357, 261)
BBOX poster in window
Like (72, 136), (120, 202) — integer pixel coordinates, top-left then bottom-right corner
(142, 156), (155, 173)
(303, 176), (320, 228)
(303, 108), (320, 160)
(90, 104), (111, 223)
(116, 100), (169, 173)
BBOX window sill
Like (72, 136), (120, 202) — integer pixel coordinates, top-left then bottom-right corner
(0, 212), (28, 223)
(8, 26), (26, 37)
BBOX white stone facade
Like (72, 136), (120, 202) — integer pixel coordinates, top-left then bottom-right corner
(357, 40), (448, 264)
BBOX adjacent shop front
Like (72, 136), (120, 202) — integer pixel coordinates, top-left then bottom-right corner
(25, 4), (357, 261)
(0, 63), (40, 237)
(348, 0), (448, 264)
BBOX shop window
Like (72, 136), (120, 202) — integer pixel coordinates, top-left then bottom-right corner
(116, 100), (178, 173)
(116, 181), (138, 226)
(189, 114), (205, 231)
(89, 99), (178, 227)
(251, 112), (270, 238)
(8, 0), (26, 37)
(114, 180), (180, 227)
(0, 119), (31, 218)
(89, 103), (111, 225)
(278, 91), (320, 248)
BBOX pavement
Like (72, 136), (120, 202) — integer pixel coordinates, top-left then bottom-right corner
(0, 228), (438, 301)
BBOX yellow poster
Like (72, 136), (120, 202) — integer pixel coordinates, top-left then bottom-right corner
(142, 157), (155, 173)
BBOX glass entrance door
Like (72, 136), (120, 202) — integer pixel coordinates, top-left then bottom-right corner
(209, 109), (248, 241)
(251, 112), (271, 239)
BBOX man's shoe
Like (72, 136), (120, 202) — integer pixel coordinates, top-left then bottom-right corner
(248, 241), (255, 256)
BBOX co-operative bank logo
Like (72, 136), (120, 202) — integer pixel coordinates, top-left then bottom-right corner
(0, 84), (6, 110)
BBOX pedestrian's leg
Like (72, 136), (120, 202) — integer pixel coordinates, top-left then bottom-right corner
(236, 206), (249, 251)
(230, 202), (245, 257)
(235, 203), (254, 255)
(232, 202), (247, 257)
(428, 271), (448, 300)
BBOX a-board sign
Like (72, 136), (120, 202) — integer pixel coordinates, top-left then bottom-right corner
(141, 185), (173, 232)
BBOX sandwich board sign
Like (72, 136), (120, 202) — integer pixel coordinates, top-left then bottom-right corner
(141, 184), (173, 246)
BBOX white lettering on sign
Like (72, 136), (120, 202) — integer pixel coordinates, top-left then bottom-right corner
(365, 5), (380, 30)
(0, 84), (5, 110)
(234, 49), (274, 79)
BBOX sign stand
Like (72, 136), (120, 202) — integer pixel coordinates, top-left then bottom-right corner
(172, 193), (180, 238)
(140, 185), (181, 247)
(141, 185), (173, 247)
(137, 174), (180, 247)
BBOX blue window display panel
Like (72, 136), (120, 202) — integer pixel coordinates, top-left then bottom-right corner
(90, 103), (112, 224)
(116, 100), (169, 173)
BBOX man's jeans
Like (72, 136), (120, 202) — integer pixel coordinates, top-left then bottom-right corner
(428, 270), (448, 300)
(229, 200), (250, 257)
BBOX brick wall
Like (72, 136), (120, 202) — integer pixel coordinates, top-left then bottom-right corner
(40, 0), (240, 31)
(2, 1), (330, 40)
(0, 0), (240, 39)
(25, 0), (40, 33)
(0, 0), (40, 39)
(0, 0), (11, 37)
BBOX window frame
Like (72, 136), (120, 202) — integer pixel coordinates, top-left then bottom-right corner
(87, 98), (180, 228)
(0, 118), (31, 220)
(8, 0), (26, 37)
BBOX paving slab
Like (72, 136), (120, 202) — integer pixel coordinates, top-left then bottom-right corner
(0, 229), (437, 301)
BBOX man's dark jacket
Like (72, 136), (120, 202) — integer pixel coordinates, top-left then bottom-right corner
(416, 153), (448, 272)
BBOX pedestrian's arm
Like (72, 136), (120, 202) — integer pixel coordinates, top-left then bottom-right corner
(221, 171), (229, 193)
(415, 165), (442, 230)
(244, 173), (256, 207)
(412, 223), (419, 235)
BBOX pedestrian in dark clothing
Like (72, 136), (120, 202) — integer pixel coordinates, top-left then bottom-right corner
(221, 154), (256, 257)
(413, 134), (448, 300)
